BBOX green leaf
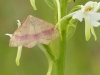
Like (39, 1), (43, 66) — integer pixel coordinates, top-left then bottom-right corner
(66, 19), (78, 40)
(60, 17), (71, 30)
(41, 44), (56, 62)
(30, 0), (37, 10)
(59, 18), (78, 40)
(56, 4), (80, 40)
(58, 5), (80, 39)
(38, 44), (54, 75)
(44, 0), (57, 10)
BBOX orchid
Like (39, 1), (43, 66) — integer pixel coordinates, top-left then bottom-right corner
(5, 1), (100, 75)
(63, 1), (100, 41)
(72, 1), (100, 41)
(5, 20), (22, 66)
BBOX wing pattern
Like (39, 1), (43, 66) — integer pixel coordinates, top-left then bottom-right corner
(10, 15), (59, 48)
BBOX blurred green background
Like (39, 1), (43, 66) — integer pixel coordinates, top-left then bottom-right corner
(1, 0), (100, 75)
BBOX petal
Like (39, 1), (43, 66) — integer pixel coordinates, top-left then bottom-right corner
(91, 21), (100, 27)
(85, 23), (91, 41)
(17, 20), (21, 28)
(16, 46), (22, 66)
(89, 13), (100, 21)
(30, 0), (37, 10)
(81, 1), (97, 12)
(90, 26), (97, 41)
(5, 33), (12, 37)
(84, 15), (91, 41)
(84, 1), (97, 7)
(93, 2), (100, 12)
(72, 10), (83, 22)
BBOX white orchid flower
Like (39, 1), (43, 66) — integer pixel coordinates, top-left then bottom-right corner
(5, 20), (22, 66)
(72, 1), (100, 41)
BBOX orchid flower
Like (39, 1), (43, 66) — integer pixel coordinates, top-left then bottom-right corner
(62, 1), (100, 41)
(72, 1), (100, 41)
(5, 20), (22, 66)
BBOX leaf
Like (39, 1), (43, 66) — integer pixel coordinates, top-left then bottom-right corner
(58, 5), (80, 39)
(60, 17), (71, 30)
(66, 19), (78, 40)
(69, 5), (81, 13)
(44, 0), (57, 10)
(59, 17), (78, 40)
(40, 44), (56, 62)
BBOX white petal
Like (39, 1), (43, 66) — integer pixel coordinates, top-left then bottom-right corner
(84, 15), (91, 41)
(17, 20), (21, 28)
(72, 10), (83, 22)
(81, 1), (97, 12)
(91, 21), (100, 27)
(89, 13), (100, 21)
(5, 33), (12, 37)
(90, 26), (97, 41)
(84, 1), (97, 7)
(93, 2), (100, 12)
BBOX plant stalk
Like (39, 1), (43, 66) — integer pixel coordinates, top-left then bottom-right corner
(56, 0), (68, 75)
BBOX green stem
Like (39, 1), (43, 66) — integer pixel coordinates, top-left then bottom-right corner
(55, 0), (61, 32)
(57, 30), (66, 75)
(56, 0), (68, 75)
(38, 44), (53, 75)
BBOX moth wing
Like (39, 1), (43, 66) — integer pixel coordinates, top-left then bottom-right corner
(10, 15), (59, 48)
(32, 16), (59, 44)
(10, 15), (39, 48)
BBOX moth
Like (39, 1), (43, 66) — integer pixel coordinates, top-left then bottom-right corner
(10, 15), (59, 48)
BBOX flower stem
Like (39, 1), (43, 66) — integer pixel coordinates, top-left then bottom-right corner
(57, 30), (66, 75)
(56, 0), (68, 75)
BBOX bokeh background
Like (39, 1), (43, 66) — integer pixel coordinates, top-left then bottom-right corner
(0, 0), (100, 75)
